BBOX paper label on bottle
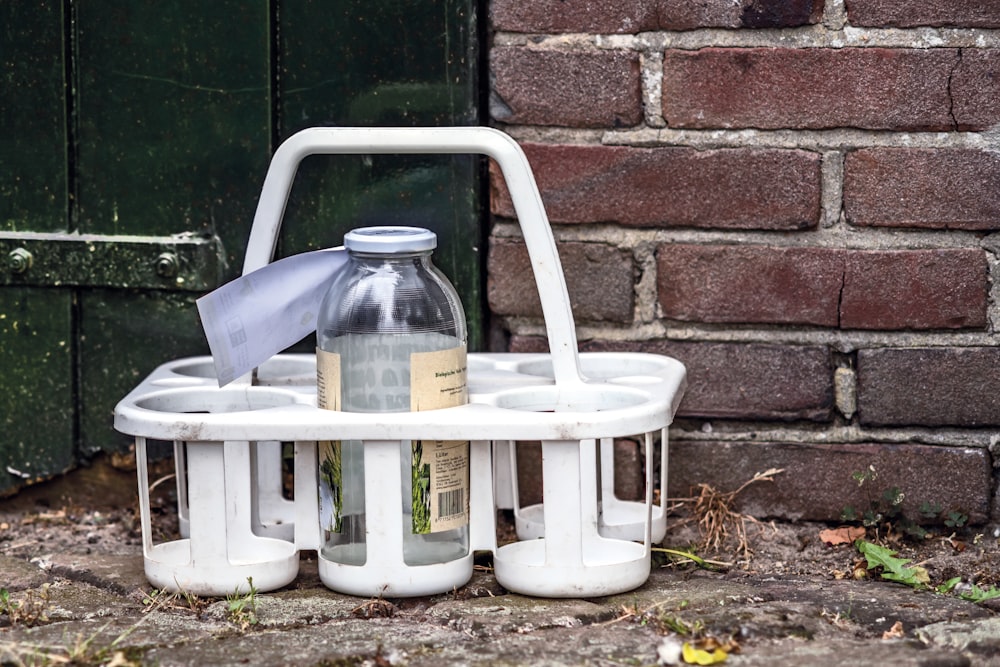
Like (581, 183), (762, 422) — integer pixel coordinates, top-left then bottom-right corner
(316, 348), (342, 534)
(410, 345), (469, 533)
(426, 439), (469, 532)
(316, 348), (341, 411)
(409, 344), (468, 410)
(315, 344), (469, 536)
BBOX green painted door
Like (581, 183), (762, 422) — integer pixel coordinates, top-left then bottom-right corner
(0, 0), (482, 494)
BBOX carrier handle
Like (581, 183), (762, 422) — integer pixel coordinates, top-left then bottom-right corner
(242, 126), (583, 386)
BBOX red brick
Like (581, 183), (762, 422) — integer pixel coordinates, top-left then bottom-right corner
(660, 0), (823, 29)
(951, 50), (1000, 131)
(491, 144), (821, 230)
(581, 339), (834, 421)
(512, 437), (647, 508)
(844, 148), (1000, 231)
(858, 347), (1000, 426)
(668, 441), (992, 524)
(656, 245), (986, 330)
(847, 0), (1000, 28)
(491, 0), (660, 33)
(841, 249), (988, 330)
(487, 238), (635, 322)
(657, 244), (843, 326)
(507, 335), (549, 354)
(658, 341), (833, 421)
(491, 47), (641, 128)
(491, 0), (823, 33)
(612, 438), (645, 501)
(515, 441), (543, 507)
(662, 48), (957, 131)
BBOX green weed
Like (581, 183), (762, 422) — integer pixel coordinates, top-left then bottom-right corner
(0, 617), (145, 666)
(936, 577), (1000, 603)
(0, 585), (52, 627)
(841, 465), (969, 540)
(225, 577), (260, 632)
(854, 539), (929, 588)
(855, 540), (1000, 606)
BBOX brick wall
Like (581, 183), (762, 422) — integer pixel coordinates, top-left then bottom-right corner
(487, 0), (1000, 525)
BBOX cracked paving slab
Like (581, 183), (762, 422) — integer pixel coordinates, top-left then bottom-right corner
(3, 535), (998, 666)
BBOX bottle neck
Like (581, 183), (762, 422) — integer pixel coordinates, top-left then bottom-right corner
(347, 249), (433, 264)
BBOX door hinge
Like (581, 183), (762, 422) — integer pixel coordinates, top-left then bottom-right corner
(0, 231), (224, 291)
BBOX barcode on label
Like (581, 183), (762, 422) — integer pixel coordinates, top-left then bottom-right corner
(437, 488), (464, 519)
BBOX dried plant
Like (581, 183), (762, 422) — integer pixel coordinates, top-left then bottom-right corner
(670, 468), (785, 562)
(1, 585), (52, 627)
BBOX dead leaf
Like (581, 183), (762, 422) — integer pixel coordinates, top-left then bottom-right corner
(819, 526), (866, 546)
(682, 642), (728, 665)
(882, 620), (905, 639)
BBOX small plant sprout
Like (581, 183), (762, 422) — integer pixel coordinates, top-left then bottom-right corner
(4, 614), (150, 665)
(936, 578), (1000, 603)
(0, 584), (52, 627)
(225, 577), (260, 632)
(853, 465), (877, 486)
(840, 466), (974, 541)
(919, 501), (942, 520)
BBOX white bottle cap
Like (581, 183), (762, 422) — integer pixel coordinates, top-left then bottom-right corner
(344, 226), (437, 253)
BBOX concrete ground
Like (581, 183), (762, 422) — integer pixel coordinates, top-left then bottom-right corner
(2, 461), (999, 666)
(3, 524), (1000, 666)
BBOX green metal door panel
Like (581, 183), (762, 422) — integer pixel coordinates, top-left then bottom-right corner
(279, 0), (477, 128)
(1, 0), (483, 489)
(77, 290), (207, 455)
(276, 0), (484, 348)
(74, 0), (272, 272)
(72, 2), (272, 456)
(0, 288), (74, 494)
(0, 0), (67, 232)
(0, 2), (74, 493)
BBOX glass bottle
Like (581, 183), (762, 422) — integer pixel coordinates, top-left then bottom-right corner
(316, 226), (469, 567)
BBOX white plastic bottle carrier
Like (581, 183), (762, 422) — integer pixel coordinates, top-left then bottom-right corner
(114, 126), (687, 598)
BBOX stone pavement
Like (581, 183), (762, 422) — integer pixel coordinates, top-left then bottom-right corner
(3, 544), (1000, 666)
